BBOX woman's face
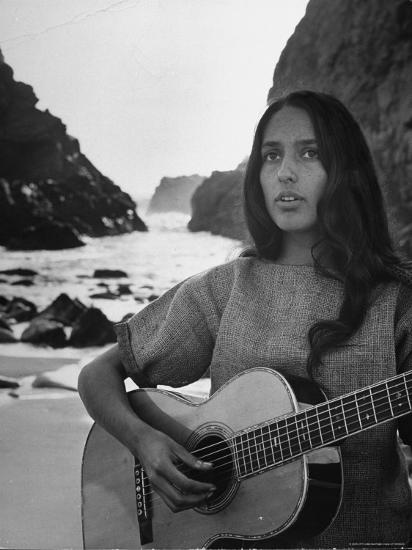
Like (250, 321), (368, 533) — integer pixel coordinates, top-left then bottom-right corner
(260, 106), (327, 241)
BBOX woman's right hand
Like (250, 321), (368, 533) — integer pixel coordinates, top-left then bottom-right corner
(132, 426), (216, 513)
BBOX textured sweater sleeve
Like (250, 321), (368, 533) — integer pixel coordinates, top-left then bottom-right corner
(114, 263), (233, 388)
(395, 283), (412, 446)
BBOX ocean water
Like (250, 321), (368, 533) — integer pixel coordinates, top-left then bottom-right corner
(0, 213), (241, 358)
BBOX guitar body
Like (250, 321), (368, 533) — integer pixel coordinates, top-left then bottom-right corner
(82, 368), (343, 549)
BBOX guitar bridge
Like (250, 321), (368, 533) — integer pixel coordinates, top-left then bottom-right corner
(134, 458), (153, 545)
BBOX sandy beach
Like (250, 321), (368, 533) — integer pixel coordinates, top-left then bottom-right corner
(0, 351), (210, 550)
(0, 354), (92, 550)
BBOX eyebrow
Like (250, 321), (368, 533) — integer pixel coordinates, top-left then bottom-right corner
(261, 139), (318, 149)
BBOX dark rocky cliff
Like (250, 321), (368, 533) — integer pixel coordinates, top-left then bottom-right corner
(268, 0), (412, 255)
(188, 167), (248, 241)
(189, 0), (412, 253)
(0, 50), (147, 250)
(148, 175), (204, 214)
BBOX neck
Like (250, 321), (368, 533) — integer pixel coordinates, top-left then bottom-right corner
(276, 232), (319, 266)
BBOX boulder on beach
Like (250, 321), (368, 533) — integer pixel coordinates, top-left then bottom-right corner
(0, 327), (17, 343)
(36, 293), (87, 325)
(3, 297), (37, 322)
(7, 220), (85, 250)
(21, 318), (67, 348)
(32, 363), (81, 392)
(93, 269), (128, 278)
(0, 375), (19, 388)
(0, 268), (38, 277)
(69, 308), (116, 347)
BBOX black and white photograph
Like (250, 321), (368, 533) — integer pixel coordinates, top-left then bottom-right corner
(0, 0), (412, 548)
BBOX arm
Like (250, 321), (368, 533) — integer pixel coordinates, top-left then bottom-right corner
(78, 344), (215, 512)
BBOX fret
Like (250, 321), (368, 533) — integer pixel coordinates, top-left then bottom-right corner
(327, 402), (336, 440)
(277, 418), (292, 460)
(254, 426), (266, 470)
(370, 384), (392, 423)
(303, 409), (313, 449)
(356, 389), (376, 428)
(295, 410), (311, 452)
(368, 388), (378, 424)
(385, 382), (394, 417)
(387, 377), (411, 416)
(237, 433), (248, 477)
(404, 376), (412, 410)
(268, 422), (283, 464)
(286, 415), (301, 456)
(328, 399), (348, 440)
(261, 424), (270, 468)
(342, 394), (361, 434)
(306, 407), (323, 447)
(317, 404), (333, 443)
(247, 429), (258, 472)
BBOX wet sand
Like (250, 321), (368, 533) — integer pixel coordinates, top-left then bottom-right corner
(0, 354), (210, 549)
(0, 355), (92, 549)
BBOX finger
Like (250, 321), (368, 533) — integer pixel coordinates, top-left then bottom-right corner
(173, 445), (214, 471)
(162, 461), (216, 495)
(155, 476), (213, 512)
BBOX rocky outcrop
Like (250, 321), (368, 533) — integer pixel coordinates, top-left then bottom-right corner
(148, 175), (205, 214)
(0, 50), (147, 250)
(188, 165), (248, 241)
(268, 0), (412, 255)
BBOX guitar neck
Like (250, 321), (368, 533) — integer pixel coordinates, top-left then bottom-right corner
(234, 370), (412, 479)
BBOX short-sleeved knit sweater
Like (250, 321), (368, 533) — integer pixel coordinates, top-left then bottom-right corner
(116, 257), (412, 547)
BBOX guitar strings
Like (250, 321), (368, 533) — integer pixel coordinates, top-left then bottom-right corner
(142, 376), (412, 494)
(137, 378), (412, 506)
(145, 375), (412, 486)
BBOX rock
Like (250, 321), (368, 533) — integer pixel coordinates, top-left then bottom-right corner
(267, 0), (412, 255)
(7, 219), (85, 250)
(0, 327), (17, 343)
(117, 284), (132, 295)
(89, 291), (118, 300)
(4, 297), (37, 322)
(69, 307), (116, 347)
(11, 279), (34, 286)
(188, 169), (249, 241)
(0, 51), (148, 251)
(0, 375), (19, 388)
(148, 175), (205, 214)
(0, 317), (12, 330)
(0, 296), (10, 311)
(147, 294), (160, 302)
(93, 269), (128, 278)
(32, 364), (80, 391)
(21, 318), (67, 348)
(0, 268), (37, 276)
(36, 293), (87, 325)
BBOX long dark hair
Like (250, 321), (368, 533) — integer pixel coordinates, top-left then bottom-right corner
(243, 90), (410, 377)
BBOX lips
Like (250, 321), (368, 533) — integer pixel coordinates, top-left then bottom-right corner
(275, 191), (304, 202)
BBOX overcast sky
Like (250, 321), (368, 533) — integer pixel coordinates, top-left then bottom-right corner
(0, 0), (308, 201)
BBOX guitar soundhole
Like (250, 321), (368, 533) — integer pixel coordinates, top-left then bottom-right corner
(188, 432), (237, 513)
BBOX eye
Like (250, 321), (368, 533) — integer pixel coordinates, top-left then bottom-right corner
(262, 151), (281, 162)
(302, 149), (319, 159)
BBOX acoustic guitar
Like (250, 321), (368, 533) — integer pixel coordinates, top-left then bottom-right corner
(81, 367), (412, 549)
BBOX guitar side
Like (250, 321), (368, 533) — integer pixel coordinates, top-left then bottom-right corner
(81, 368), (342, 549)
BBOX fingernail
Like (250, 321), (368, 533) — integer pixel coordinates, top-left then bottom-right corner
(197, 460), (213, 468)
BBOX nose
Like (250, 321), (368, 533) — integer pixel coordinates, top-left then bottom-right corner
(277, 157), (297, 183)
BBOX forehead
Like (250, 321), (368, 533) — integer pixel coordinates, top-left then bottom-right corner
(262, 106), (315, 143)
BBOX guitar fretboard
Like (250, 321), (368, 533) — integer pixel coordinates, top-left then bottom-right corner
(233, 371), (412, 479)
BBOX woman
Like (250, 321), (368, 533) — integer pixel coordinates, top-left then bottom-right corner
(79, 90), (412, 547)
